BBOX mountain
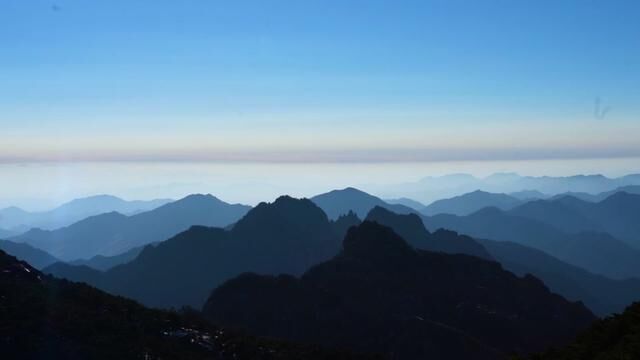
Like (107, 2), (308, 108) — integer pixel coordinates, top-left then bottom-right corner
(530, 302), (640, 360)
(509, 190), (549, 201)
(0, 227), (16, 238)
(311, 187), (415, 219)
(365, 206), (492, 260)
(203, 221), (595, 360)
(45, 196), (342, 309)
(478, 238), (640, 316)
(0, 249), (376, 360)
(421, 208), (640, 280)
(374, 173), (640, 205)
(0, 195), (172, 231)
(510, 192), (640, 249)
(69, 244), (148, 271)
(330, 210), (362, 239)
(383, 197), (426, 211)
(0, 239), (59, 269)
(549, 185), (640, 202)
(421, 190), (522, 216)
(13, 194), (251, 260)
(365, 207), (640, 316)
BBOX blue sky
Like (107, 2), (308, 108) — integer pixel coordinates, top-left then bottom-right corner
(1, 0), (640, 164)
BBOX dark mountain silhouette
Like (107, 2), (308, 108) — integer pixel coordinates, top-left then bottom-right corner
(45, 196), (342, 309)
(330, 210), (362, 239)
(529, 302), (640, 360)
(421, 208), (640, 280)
(69, 244), (148, 271)
(0, 250), (377, 360)
(310, 187), (415, 219)
(365, 206), (492, 259)
(203, 221), (595, 360)
(422, 190), (522, 216)
(13, 194), (251, 261)
(0, 239), (59, 269)
(509, 192), (640, 249)
(478, 238), (640, 316)
(0, 195), (171, 231)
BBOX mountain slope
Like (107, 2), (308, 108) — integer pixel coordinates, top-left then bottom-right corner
(478, 238), (640, 316)
(421, 208), (640, 280)
(69, 244), (147, 271)
(509, 192), (640, 249)
(0, 195), (171, 231)
(530, 302), (640, 360)
(365, 206), (492, 259)
(45, 196), (341, 309)
(0, 249), (376, 360)
(422, 190), (522, 216)
(311, 187), (415, 219)
(203, 221), (595, 360)
(13, 194), (251, 260)
(0, 239), (59, 269)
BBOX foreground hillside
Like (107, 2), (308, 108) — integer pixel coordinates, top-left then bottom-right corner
(528, 302), (640, 360)
(203, 222), (596, 360)
(0, 249), (376, 360)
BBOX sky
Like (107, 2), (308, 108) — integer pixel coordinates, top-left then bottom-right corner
(1, 0), (640, 206)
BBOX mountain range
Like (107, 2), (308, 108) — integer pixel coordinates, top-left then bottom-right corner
(421, 205), (640, 280)
(421, 190), (523, 216)
(0, 195), (171, 232)
(12, 194), (250, 260)
(45, 196), (343, 308)
(364, 207), (640, 316)
(203, 221), (595, 360)
(373, 173), (640, 204)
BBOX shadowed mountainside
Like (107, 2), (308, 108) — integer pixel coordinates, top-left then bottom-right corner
(203, 221), (595, 360)
(0, 239), (59, 269)
(0, 249), (378, 360)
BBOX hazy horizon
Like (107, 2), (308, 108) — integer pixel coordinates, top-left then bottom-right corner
(2, 157), (639, 211)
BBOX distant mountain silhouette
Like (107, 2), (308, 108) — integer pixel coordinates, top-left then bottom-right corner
(548, 185), (640, 202)
(365, 206), (492, 259)
(0, 250), (375, 360)
(0, 227), (16, 238)
(203, 221), (595, 360)
(0, 195), (171, 231)
(531, 301), (640, 360)
(311, 187), (415, 219)
(13, 194), (250, 260)
(509, 192), (640, 249)
(478, 238), (640, 316)
(383, 197), (426, 211)
(69, 244), (148, 271)
(509, 190), (549, 201)
(0, 239), (59, 269)
(45, 196), (342, 309)
(421, 190), (522, 216)
(377, 173), (640, 205)
(422, 207), (640, 280)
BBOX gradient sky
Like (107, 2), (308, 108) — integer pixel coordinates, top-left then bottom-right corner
(2, 0), (639, 163)
(1, 1), (640, 207)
